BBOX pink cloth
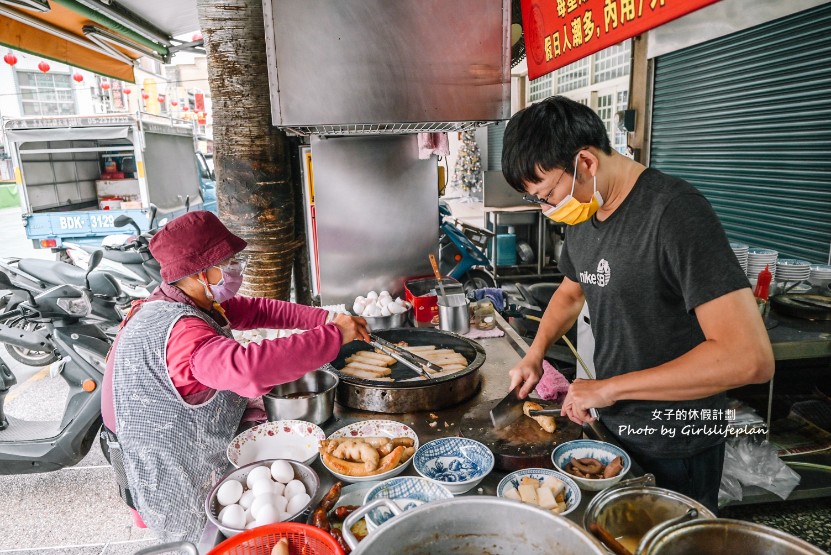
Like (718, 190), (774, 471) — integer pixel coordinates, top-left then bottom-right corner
(534, 360), (570, 404)
(417, 132), (450, 159)
(102, 283), (341, 433)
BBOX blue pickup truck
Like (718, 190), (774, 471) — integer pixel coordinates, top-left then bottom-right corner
(2, 113), (216, 250)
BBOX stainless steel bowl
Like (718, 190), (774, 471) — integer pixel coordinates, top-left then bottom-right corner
(345, 496), (606, 554)
(638, 518), (827, 555)
(263, 366), (338, 425)
(356, 308), (412, 331)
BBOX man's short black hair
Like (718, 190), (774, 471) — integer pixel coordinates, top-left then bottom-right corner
(501, 96), (613, 192)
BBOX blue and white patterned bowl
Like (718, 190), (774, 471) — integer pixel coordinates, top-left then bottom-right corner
(551, 439), (631, 492)
(363, 476), (453, 530)
(496, 468), (581, 517)
(413, 437), (494, 494)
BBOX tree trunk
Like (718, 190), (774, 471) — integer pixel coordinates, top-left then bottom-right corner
(196, 0), (299, 300)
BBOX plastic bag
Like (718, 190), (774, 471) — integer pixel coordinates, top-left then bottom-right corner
(719, 437), (801, 505)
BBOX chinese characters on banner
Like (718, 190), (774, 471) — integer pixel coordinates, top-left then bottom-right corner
(522, 0), (723, 80)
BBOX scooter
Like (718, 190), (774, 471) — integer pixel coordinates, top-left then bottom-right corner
(438, 200), (496, 294)
(0, 250), (125, 366)
(60, 207), (162, 299)
(0, 252), (112, 473)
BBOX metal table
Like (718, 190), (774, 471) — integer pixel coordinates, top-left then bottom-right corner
(197, 314), (641, 552)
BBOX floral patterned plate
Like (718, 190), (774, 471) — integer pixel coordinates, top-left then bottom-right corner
(227, 420), (325, 468)
(322, 420), (420, 483)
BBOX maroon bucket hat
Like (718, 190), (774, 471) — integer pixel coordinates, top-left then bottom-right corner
(149, 210), (247, 283)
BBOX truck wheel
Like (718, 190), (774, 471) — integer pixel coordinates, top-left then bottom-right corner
(3, 320), (58, 367)
(462, 269), (496, 296)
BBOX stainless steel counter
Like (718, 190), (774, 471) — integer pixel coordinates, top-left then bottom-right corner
(197, 314), (639, 552)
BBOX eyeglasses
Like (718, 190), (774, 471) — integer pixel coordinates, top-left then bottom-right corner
(215, 257), (246, 274)
(521, 167), (568, 207)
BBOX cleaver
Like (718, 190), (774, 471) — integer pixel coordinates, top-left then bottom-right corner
(489, 385), (561, 430)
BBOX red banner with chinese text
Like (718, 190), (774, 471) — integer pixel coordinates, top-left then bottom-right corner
(522, 0), (722, 80)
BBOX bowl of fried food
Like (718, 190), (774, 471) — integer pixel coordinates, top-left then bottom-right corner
(319, 420), (419, 483)
(551, 439), (631, 492)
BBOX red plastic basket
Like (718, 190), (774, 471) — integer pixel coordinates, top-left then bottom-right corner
(208, 522), (344, 555)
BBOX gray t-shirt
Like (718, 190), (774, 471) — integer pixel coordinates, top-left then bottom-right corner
(558, 168), (750, 458)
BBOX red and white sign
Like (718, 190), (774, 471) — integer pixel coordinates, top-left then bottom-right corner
(522, 0), (721, 79)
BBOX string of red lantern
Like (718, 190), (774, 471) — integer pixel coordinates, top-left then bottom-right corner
(73, 73), (84, 83)
(37, 61), (50, 73)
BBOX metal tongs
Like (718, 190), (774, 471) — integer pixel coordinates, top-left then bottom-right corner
(368, 334), (440, 379)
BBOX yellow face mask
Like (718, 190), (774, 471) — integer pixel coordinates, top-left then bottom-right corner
(542, 155), (604, 225)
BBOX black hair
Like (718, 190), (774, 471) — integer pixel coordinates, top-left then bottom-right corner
(501, 96), (613, 192)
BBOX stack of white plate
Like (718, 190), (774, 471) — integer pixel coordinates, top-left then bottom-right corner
(730, 243), (749, 273)
(746, 248), (778, 282)
(776, 259), (811, 284)
(809, 264), (831, 287)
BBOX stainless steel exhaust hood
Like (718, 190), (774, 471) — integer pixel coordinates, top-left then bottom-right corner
(262, 0), (511, 136)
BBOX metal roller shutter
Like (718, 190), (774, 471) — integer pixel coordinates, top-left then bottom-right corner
(650, 3), (831, 264)
(487, 121), (507, 171)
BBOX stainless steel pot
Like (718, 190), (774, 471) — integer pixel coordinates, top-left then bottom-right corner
(343, 497), (606, 554)
(583, 475), (716, 554)
(437, 296), (470, 334)
(638, 518), (827, 555)
(263, 366), (338, 425)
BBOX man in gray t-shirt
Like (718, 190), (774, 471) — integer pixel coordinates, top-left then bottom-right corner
(501, 96), (774, 512)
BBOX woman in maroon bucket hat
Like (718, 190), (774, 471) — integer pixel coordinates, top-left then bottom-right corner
(100, 211), (368, 542)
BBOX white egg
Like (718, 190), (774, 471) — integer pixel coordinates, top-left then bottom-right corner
(388, 303), (405, 315)
(273, 482), (285, 496)
(218, 505), (230, 521)
(238, 489), (255, 510)
(368, 305), (382, 317)
(377, 296), (391, 308)
(216, 479), (243, 506)
(246, 466), (272, 488)
(286, 493), (311, 515)
(361, 305), (374, 317)
(381, 306), (392, 317)
(271, 460), (295, 484)
(220, 504), (246, 530)
(280, 512), (294, 522)
(354, 295), (366, 304)
(284, 479), (306, 500)
(256, 504), (283, 525)
(244, 507), (255, 523)
(245, 520), (258, 530)
(380, 290), (391, 298)
(273, 494), (288, 513)
(250, 495), (274, 520)
(353, 301), (366, 315)
(366, 291), (378, 299)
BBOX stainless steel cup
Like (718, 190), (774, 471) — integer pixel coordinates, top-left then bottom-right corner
(263, 366), (338, 425)
(437, 295), (470, 335)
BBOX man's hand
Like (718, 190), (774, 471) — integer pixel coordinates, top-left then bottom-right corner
(508, 356), (544, 399)
(332, 313), (370, 344)
(561, 378), (615, 425)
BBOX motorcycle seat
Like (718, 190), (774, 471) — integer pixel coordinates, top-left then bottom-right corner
(80, 245), (145, 265)
(17, 259), (121, 298)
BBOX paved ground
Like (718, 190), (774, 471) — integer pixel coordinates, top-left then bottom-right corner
(0, 207), (161, 554)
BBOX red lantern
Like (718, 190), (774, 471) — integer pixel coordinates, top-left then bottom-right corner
(123, 87), (132, 95)
(192, 33), (203, 42)
(170, 100), (178, 107)
(141, 92), (149, 100)
(3, 52), (18, 66)
(73, 73), (84, 83)
(157, 95), (165, 103)
(182, 105), (189, 112)
(37, 60), (50, 73)
(101, 81), (111, 91)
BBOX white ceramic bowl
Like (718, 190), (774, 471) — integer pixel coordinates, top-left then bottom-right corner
(205, 459), (319, 537)
(413, 437), (494, 494)
(551, 439), (631, 492)
(363, 476), (453, 530)
(321, 420), (419, 483)
(227, 420), (325, 467)
(496, 468), (581, 517)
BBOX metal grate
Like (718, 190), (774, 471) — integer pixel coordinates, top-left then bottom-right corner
(282, 121), (484, 137)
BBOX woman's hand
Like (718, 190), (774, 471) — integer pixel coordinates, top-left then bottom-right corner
(332, 313), (370, 344)
(508, 355), (544, 399)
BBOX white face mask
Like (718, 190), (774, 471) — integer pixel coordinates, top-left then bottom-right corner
(541, 154), (604, 225)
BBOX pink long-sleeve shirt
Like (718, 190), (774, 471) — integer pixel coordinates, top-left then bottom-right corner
(102, 283), (342, 433)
